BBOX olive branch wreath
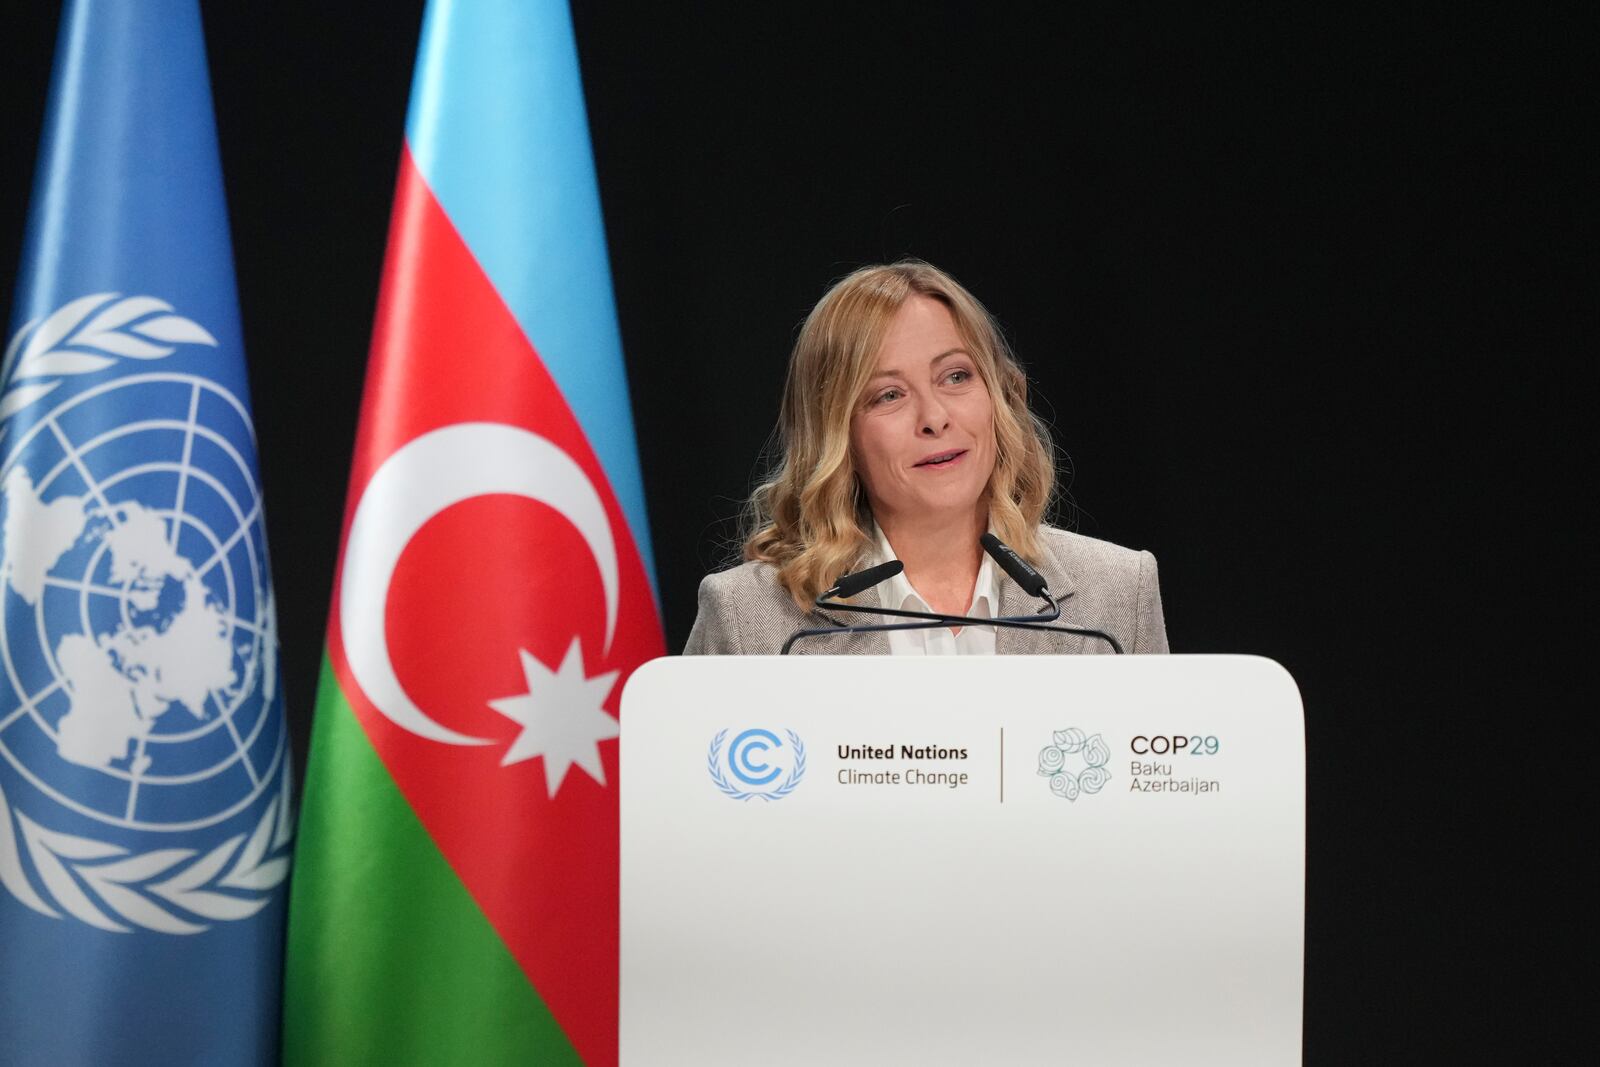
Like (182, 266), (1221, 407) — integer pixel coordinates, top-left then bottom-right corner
(707, 728), (807, 801)
(0, 292), (216, 436)
(0, 765), (293, 935)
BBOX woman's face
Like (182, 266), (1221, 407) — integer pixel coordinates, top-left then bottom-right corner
(849, 295), (996, 527)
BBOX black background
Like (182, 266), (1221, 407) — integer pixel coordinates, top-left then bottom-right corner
(0, 2), (1584, 1060)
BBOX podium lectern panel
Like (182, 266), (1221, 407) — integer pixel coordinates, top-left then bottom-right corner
(620, 655), (1303, 1065)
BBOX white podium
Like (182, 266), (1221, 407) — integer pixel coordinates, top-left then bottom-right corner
(619, 655), (1304, 1065)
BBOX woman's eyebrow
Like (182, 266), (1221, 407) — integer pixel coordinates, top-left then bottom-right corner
(868, 350), (970, 381)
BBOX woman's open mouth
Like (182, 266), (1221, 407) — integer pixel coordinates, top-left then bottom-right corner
(913, 449), (967, 469)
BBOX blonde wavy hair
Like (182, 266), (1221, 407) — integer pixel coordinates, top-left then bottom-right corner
(743, 260), (1058, 610)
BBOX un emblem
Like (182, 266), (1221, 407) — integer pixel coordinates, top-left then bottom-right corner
(0, 294), (289, 934)
(1038, 727), (1111, 801)
(707, 728), (806, 801)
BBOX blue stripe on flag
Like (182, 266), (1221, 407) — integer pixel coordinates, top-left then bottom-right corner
(405, 0), (658, 592)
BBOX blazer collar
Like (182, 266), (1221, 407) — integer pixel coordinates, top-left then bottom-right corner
(801, 581), (890, 655)
(997, 539), (1076, 618)
(996, 537), (1082, 654)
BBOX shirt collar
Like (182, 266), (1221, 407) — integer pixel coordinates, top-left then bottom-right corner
(872, 522), (999, 621)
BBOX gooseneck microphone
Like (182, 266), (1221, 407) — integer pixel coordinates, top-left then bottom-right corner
(825, 559), (905, 599)
(780, 535), (1124, 654)
(979, 532), (1049, 599)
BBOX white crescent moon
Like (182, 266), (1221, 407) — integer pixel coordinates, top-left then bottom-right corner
(339, 422), (620, 746)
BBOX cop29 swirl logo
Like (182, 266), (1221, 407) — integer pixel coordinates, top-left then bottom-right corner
(1038, 727), (1111, 801)
(707, 728), (806, 801)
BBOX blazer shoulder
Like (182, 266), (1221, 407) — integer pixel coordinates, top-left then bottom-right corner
(1037, 525), (1152, 581)
(1036, 525), (1168, 654)
(685, 558), (798, 655)
(696, 557), (784, 600)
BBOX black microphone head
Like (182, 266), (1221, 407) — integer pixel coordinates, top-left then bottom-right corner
(980, 533), (1050, 599)
(828, 559), (904, 600)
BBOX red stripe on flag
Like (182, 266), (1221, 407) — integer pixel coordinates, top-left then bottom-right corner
(325, 145), (663, 1067)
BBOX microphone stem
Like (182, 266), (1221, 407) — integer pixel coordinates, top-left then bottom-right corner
(781, 618), (973, 655)
(781, 592), (1123, 655)
(815, 593), (1061, 626)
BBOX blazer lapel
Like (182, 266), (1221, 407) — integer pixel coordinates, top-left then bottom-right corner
(996, 545), (1086, 655)
(797, 583), (892, 655)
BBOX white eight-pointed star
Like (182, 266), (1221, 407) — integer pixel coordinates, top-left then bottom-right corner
(487, 638), (620, 797)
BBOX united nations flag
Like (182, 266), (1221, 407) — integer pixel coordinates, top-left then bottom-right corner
(0, 3), (290, 1063)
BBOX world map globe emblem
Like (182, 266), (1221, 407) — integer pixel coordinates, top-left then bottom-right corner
(0, 372), (284, 834)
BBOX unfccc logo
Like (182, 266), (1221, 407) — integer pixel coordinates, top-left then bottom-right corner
(707, 728), (807, 801)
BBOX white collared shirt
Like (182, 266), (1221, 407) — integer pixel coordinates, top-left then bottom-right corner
(872, 526), (1001, 656)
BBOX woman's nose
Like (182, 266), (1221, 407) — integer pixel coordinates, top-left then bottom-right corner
(917, 395), (950, 435)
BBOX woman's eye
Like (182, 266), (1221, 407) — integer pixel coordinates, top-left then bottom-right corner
(945, 369), (972, 385)
(871, 389), (902, 406)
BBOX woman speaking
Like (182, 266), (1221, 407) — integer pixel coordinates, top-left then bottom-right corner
(685, 260), (1167, 656)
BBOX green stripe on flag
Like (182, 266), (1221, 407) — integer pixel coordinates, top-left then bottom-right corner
(283, 656), (582, 1066)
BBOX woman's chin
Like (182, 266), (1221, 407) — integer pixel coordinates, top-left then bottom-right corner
(898, 488), (988, 523)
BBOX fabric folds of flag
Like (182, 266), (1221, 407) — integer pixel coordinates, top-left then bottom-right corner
(282, 2), (664, 1064)
(0, 2), (291, 1064)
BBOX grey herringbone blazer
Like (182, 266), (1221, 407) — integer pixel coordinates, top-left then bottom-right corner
(683, 526), (1168, 655)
